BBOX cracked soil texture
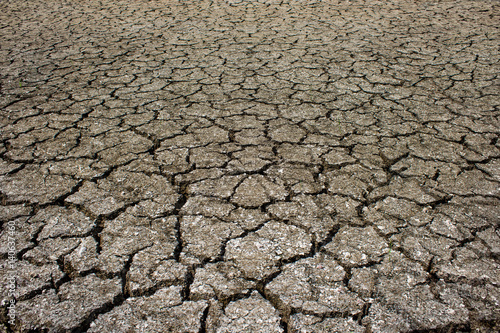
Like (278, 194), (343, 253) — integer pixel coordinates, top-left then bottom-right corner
(1, 0), (499, 332)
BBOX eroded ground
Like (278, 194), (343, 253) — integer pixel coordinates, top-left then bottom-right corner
(0, 0), (499, 332)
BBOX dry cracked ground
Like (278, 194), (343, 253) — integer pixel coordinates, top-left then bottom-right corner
(0, 0), (499, 332)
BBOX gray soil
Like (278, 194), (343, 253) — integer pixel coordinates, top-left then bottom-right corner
(1, 0), (499, 332)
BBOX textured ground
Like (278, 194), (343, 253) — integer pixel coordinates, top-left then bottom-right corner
(1, 0), (499, 332)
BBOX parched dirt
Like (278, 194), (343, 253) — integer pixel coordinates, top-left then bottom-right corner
(0, 0), (499, 332)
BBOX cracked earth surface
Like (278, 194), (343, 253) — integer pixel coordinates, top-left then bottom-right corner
(0, 0), (499, 332)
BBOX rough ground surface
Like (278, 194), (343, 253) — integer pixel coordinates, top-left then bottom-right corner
(1, 0), (499, 332)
